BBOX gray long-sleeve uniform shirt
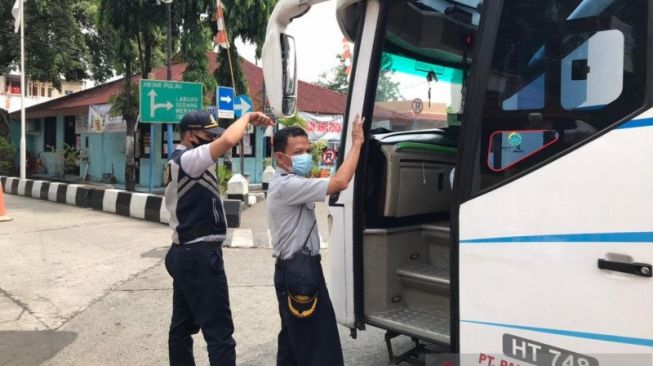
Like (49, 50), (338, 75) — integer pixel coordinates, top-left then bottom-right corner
(267, 169), (329, 260)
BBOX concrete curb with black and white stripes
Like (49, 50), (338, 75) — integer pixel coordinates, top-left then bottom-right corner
(0, 175), (250, 232)
(1, 176), (277, 248)
(1, 175), (169, 225)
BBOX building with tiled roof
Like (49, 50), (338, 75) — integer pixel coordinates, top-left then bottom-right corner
(7, 54), (346, 188)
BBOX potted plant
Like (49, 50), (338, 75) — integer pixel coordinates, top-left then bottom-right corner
(216, 163), (233, 194)
(310, 165), (321, 178)
(261, 157), (273, 171)
(319, 168), (330, 178)
(62, 143), (80, 175)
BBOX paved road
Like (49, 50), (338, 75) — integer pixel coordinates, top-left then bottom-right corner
(0, 195), (412, 365)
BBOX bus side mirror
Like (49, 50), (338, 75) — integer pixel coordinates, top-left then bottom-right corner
(280, 34), (298, 116)
(263, 31), (298, 117)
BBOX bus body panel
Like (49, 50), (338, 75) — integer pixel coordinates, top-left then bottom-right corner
(459, 113), (653, 359)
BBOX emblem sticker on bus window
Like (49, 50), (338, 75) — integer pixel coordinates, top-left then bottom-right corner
(503, 334), (598, 366)
(487, 130), (560, 172)
(508, 132), (523, 147)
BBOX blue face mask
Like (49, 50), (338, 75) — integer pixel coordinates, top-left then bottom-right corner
(290, 153), (312, 177)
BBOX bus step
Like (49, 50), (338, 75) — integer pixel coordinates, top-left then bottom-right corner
(421, 222), (450, 242)
(398, 264), (450, 289)
(366, 307), (450, 346)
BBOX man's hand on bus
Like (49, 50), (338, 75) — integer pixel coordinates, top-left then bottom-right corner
(351, 115), (365, 146)
(327, 115), (365, 195)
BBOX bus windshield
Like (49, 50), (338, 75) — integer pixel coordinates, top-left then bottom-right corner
(370, 0), (477, 134)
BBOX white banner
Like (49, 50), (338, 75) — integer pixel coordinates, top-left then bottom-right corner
(301, 112), (343, 141)
(87, 104), (126, 133)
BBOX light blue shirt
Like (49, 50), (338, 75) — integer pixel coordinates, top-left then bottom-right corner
(267, 169), (329, 259)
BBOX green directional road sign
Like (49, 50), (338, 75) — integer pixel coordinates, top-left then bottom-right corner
(139, 80), (203, 123)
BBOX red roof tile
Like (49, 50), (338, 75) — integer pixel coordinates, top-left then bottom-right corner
(11, 53), (346, 119)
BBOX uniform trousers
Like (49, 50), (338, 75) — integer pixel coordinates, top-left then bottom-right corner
(274, 256), (344, 366)
(165, 242), (236, 366)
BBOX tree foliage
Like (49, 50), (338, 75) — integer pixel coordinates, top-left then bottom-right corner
(177, 0), (216, 103)
(0, 0), (114, 88)
(215, 0), (278, 60)
(316, 54), (349, 95)
(99, 0), (168, 191)
(317, 53), (403, 101)
(212, 0), (278, 126)
(278, 113), (307, 130)
(0, 136), (15, 175)
(376, 54), (403, 102)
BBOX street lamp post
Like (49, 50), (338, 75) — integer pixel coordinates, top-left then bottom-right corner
(162, 0), (174, 173)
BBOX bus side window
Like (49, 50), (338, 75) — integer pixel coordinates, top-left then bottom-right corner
(561, 30), (625, 111)
(474, 0), (648, 194)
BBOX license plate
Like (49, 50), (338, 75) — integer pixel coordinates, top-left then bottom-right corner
(503, 334), (599, 366)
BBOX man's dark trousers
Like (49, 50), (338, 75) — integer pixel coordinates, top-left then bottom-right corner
(274, 257), (344, 366)
(165, 242), (236, 366)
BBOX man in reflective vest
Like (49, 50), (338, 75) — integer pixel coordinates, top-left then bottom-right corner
(164, 109), (273, 366)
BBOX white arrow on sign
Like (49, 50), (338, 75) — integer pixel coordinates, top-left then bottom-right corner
(235, 98), (252, 115)
(220, 95), (232, 104)
(148, 90), (173, 117)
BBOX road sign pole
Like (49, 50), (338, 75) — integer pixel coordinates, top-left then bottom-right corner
(149, 124), (154, 193)
(165, 6), (174, 167)
(233, 95), (253, 177)
(167, 124), (174, 161)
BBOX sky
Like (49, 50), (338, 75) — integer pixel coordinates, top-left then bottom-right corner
(236, 1), (344, 84)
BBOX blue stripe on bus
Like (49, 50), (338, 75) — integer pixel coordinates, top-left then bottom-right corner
(461, 320), (653, 348)
(460, 232), (653, 244)
(618, 118), (653, 129)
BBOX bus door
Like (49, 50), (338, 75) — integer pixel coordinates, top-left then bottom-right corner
(457, 0), (653, 364)
(329, 0), (382, 330)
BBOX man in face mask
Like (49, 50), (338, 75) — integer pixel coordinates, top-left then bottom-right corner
(267, 116), (364, 366)
(164, 109), (273, 366)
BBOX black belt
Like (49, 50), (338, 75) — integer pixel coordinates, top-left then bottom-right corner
(173, 241), (223, 249)
(276, 254), (321, 267)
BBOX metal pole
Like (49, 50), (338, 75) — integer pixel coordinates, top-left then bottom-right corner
(225, 46), (244, 175)
(166, 1), (174, 162)
(19, 0), (26, 179)
(149, 124), (154, 193)
(166, 2), (172, 81)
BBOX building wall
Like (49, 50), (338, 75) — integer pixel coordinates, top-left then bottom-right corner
(9, 116), (271, 186)
(9, 117), (57, 175)
(221, 126), (268, 183)
(82, 132), (127, 184)
(138, 124), (165, 188)
(1, 74), (85, 113)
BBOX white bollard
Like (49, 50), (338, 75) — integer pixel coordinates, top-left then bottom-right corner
(227, 174), (249, 201)
(262, 165), (275, 191)
(247, 195), (257, 206)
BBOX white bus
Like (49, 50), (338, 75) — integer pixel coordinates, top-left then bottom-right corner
(263, 0), (653, 364)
